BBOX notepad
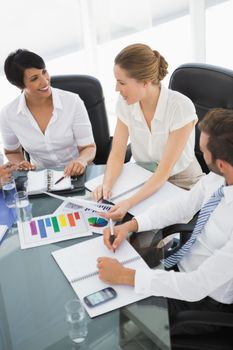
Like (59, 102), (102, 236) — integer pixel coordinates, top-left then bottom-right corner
(85, 162), (152, 201)
(85, 162), (185, 216)
(52, 236), (150, 318)
(27, 169), (72, 195)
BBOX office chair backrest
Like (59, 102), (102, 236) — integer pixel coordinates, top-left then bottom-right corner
(51, 74), (111, 164)
(169, 63), (233, 173)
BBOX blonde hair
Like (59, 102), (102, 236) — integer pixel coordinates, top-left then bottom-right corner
(114, 43), (168, 84)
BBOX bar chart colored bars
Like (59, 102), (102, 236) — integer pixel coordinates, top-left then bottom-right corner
(30, 221), (37, 236)
(59, 214), (67, 227)
(17, 210), (91, 249)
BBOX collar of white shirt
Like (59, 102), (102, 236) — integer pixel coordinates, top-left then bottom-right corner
(153, 84), (169, 122)
(132, 84), (168, 123)
(223, 183), (233, 204)
(16, 87), (63, 116)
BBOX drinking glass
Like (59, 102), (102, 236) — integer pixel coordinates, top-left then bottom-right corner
(14, 191), (32, 222)
(1, 176), (17, 208)
(65, 299), (88, 344)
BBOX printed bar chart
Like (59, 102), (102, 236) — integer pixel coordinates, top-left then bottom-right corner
(17, 210), (91, 249)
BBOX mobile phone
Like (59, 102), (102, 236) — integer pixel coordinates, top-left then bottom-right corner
(83, 287), (117, 307)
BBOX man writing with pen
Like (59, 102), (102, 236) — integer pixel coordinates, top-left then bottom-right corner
(97, 108), (233, 336)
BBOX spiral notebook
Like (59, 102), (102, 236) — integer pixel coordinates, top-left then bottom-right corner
(52, 236), (150, 318)
(27, 169), (72, 195)
(85, 162), (152, 201)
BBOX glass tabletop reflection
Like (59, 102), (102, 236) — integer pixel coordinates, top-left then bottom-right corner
(0, 164), (171, 350)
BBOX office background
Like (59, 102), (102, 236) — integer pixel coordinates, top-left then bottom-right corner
(0, 0), (232, 145)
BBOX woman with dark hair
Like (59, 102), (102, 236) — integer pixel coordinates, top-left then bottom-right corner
(0, 49), (96, 175)
(93, 43), (203, 220)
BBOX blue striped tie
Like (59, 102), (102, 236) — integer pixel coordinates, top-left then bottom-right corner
(161, 185), (224, 268)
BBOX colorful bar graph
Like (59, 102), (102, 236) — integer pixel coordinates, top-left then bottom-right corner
(28, 211), (84, 239)
(18, 209), (91, 249)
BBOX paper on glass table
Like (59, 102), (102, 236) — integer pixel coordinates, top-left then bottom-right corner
(0, 225), (8, 243)
(17, 207), (92, 249)
(115, 181), (185, 216)
(53, 198), (113, 234)
(44, 192), (113, 213)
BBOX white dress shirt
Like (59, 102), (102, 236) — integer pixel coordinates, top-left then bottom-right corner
(116, 84), (198, 175)
(134, 172), (233, 304)
(0, 88), (94, 168)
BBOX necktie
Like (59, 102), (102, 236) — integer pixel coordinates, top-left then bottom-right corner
(161, 185), (224, 268)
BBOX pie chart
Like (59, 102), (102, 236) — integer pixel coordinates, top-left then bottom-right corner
(88, 217), (108, 227)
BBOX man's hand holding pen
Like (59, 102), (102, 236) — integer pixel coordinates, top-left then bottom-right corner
(99, 220), (137, 285)
(103, 222), (129, 252)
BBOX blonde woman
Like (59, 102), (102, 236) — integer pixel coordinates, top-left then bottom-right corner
(93, 43), (203, 220)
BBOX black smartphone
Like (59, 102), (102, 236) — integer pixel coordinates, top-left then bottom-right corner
(83, 287), (117, 307)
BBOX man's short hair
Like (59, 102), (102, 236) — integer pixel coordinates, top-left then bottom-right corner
(199, 108), (233, 166)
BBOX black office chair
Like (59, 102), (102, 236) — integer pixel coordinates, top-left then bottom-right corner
(51, 74), (131, 164)
(169, 63), (233, 173)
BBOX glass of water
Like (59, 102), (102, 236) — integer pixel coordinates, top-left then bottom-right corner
(1, 176), (17, 208)
(14, 191), (32, 222)
(65, 299), (88, 344)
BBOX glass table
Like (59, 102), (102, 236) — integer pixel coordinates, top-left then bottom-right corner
(0, 165), (171, 350)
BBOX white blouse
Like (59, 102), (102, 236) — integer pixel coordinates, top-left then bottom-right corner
(0, 88), (94, 168)
(116, 84), (198, 176)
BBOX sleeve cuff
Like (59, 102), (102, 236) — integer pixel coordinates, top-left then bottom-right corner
(135, 268), (153, 294)
(170, 116), (197, 132)
(77, 136), (95, 146)
(3, 142), (21, 151)
(134, 213), (153, 231)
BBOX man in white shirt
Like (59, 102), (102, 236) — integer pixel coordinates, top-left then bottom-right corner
(97, 108), (233, 334)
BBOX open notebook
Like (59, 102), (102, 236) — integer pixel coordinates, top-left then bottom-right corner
(52, 236), (151, 318)
(85, 162), (185, 216)
(27, 170), (72, 195)
(85, 163), (152, 201)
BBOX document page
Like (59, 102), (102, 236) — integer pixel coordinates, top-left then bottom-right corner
(52, 236), (151, 317)
(85, 162), (152, 200)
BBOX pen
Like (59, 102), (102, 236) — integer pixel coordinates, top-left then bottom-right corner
(54, 176), (65, 185)
(109, 218), (116, 253)
(97, 196), (103, 203)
